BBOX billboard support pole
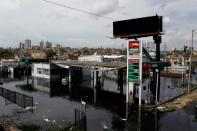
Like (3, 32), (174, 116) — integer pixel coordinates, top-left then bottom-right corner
(139, 41), (143, 106)
(126, 41), (129, 119)
(153, 35), (161, 103)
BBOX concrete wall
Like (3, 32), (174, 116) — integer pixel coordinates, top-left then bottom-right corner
(32, 63), (50, 79)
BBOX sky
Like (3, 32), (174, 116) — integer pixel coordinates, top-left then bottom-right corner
(0, 0), (197, 50)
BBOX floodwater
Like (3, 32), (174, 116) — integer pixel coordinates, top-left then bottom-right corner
(127, 101), (197, 131)
(0, 71), (196, 131)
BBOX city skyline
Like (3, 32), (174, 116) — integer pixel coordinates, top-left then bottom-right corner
(0, 0), (197, 49)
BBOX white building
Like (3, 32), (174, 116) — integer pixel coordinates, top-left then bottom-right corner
(78, 53), (126, 62)
(32, 63), (50, 79)
(0, 59), (19, 67)
(102, 55), (126, 62)
(78, 54), (102, 62)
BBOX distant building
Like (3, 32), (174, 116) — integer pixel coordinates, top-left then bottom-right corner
(31, 52), (46, 59)
(19, 42), (24, 49)
(46, 41), (52, 48)
(32, 46), (40, 50)
(24, 39), (31, 49)
(78, 53), (126, 62)
(78, 53), (102, 62)
(56, 44), (61, 49)
(40, 41), (44, 49)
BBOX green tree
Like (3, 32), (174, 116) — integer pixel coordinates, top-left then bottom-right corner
(0, 49), (14, 58)
(45, 49), (56, 59)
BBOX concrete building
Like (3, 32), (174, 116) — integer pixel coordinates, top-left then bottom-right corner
(32, 63), (64, 81)
(32, 63), (50, 79)
(102, 55), (126, 62)
(19, 42), (24, 49)
(0, 59), (19, 67)
(46, 41), (52, 48)
(78, 53), (126, 62)
(78, 54), (102, 62)
(31, 52), (46, 59)
(24, 39), (31, 49)
(40, 41), (44, 49)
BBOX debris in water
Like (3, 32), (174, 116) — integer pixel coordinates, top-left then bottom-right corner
(157, 106), (175, 112)
(103, 124), (108, 130)
(44, 118), (50, 122)
(120, 118), (127, 121)
(25, 106), (36, 110)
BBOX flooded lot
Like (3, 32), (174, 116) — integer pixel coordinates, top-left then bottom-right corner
(0, 74), (196, 131)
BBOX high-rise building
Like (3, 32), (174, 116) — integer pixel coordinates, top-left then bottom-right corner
(24, 39), (31, 49)
(19, 42), (24, 49)
(46, 41), (52, 48)
(40, 41), (44, 49)
(56, 44), (61, 49)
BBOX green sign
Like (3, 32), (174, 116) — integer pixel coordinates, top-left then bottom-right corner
(20, 57), (31, 64)
(150, 61), (171, 69)
(128, 59), (139, 82)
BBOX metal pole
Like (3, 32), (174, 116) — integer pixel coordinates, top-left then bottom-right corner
(155, 69), (159, 104)
(126, 41), (129, 119)
(139, 41), (142, 106)
(188, 30), (194, 94)
(154, 35), (161, 103)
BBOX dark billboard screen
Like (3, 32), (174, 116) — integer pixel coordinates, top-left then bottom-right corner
(113, 16), (162, 38)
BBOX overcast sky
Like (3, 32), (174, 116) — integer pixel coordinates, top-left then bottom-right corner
(0, 0), (197, 49)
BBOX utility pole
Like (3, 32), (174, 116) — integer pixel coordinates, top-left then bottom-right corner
(188, 30), (196, 93)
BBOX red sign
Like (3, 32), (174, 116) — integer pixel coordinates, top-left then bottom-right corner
(128, 58), (139, 63)
(129, 40), (139, 48)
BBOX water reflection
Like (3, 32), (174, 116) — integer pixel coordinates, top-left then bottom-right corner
(127, 107), (159, 131)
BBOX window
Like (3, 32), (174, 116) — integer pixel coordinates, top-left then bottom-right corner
(37, 68), (43, 74)
(43, 69), (50, 75)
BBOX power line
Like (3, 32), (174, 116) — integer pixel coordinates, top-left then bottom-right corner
(42, 0), (116, 21)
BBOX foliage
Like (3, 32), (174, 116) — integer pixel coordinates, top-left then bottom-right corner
(45, 49), (56, 59)
(0, 49), (14, 58)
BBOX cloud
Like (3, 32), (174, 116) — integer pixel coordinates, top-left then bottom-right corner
(163, 16), (170, 23)
(88, 0), (119, 15)
(0, 0), (20, 12)
(0, 0), (197, 49)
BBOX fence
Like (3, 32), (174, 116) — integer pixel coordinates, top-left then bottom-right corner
(0, 87), (33, 112)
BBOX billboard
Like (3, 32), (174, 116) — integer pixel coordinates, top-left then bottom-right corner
(113, 16), (162, 38)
